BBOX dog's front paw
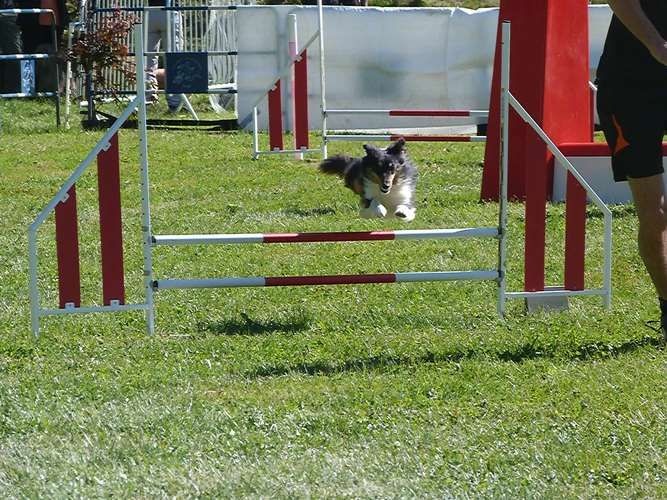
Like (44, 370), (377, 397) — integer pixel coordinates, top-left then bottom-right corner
(372, 201), (388, 218)
(394, 205), (416, 222)
(360, 200), (387, 218)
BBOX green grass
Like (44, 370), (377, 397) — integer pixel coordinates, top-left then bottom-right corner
(0, 98), (665, 497)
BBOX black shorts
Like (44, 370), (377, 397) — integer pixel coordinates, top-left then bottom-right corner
(596, 83), (666, 182)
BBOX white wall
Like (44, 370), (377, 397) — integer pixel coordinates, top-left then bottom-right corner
(237, 5), (613, 131)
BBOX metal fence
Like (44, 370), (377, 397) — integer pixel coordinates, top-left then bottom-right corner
(72, 0), (253, 118)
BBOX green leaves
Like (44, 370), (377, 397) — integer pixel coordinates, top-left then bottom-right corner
(68, 12), (137, 96)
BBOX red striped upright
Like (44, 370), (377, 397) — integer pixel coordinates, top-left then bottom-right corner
(97, 133), (125, 305)
(294, 49), (309, 150)
(55, 186), (81, 308)
(268, 81), (284, 151)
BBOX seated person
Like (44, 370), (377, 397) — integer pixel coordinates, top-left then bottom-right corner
(145, 0), (183, 112)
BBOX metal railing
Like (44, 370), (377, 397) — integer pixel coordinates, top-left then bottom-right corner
(0, 9), (60, 126)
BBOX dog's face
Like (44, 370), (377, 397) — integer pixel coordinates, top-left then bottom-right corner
(362, 138), (407, 194)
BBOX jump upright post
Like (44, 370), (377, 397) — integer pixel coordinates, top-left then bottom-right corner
(495, 20), (612, 309)
(251, 14), (320, 159)
(481, 0), (594, 306)
(29, 25), (154, 337)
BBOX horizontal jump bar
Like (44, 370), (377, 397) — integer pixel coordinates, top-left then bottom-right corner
(106, 89), (237, 95)
(326, 109), (488, 118)
(0, 54), (52, 60)
(154, 270), (500, 290)
(326, 134), (487, 143)
(94, 5), (237, 12)
(1, 92), (56, 98)
(137, 51), (238, 56)
(0, 8), (54, 14)
(153, 228), (499, 246)
(390, 109), (489, 118)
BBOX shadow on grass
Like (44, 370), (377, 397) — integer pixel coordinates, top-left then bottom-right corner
(587, 205), (636, 219)
(281, 206), (336, 218)
(198, 311), (311, 336)
(243, 333), (664, 378)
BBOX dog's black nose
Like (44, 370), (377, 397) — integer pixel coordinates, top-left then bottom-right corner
(381, 184), (390, 193)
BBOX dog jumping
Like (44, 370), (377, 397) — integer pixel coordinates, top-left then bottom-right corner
(318, 138), (418, 221)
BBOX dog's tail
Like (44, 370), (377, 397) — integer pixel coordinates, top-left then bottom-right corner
(319, 155), (352, 178)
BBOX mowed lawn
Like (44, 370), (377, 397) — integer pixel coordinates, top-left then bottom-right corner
(0, 98), (665, 497)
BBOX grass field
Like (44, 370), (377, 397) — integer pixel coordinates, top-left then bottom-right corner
(1, 79), (666, 498)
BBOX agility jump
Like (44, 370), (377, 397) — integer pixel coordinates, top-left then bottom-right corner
(28, 20), (611, 338)
(250, 4), (488, 158)
(251, 16), (319, 159)
(314, 1), (489, 152)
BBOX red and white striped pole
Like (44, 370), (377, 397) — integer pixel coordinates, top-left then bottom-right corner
(152, 227), (499, 246)
(388, 109), (488, 118)
(155, 270), (499, 290)
(325, 134), (486, 143)
(324, 109), (488, 118)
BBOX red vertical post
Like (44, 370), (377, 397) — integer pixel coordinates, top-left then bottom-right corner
(268, 81), (284, 151)
(481, 0), (591, 292)
(55, 186), (81, 308)
(562, 83), (595, 291)
(97, 133), (125, 305)
(294, 49), (309, 150)
(564, 175), (586, 290)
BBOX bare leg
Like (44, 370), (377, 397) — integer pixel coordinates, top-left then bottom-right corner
(627, 174), (667, 299)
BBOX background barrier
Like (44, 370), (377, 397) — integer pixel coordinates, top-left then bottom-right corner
(237, 5), (613, 132)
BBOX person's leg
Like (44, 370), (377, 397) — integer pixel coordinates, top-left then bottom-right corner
(166, 11), (184, 112)
(628, 175), (667, 337)
(0, 17), (23, 93)
(146, 12), (165, 103)
(598, 83), (667, 335)
(627, 175), (667, 299)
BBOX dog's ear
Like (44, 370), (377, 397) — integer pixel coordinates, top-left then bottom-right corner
(386, 137), (407, 163)
(386, 137), (406, 155)
(363, 144), (381, 158)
